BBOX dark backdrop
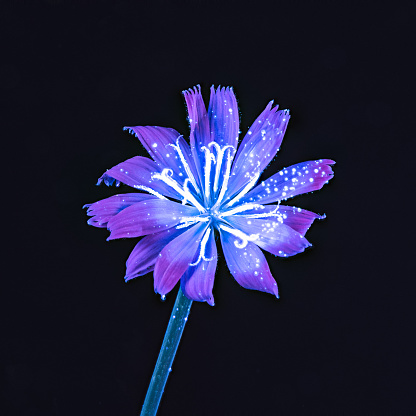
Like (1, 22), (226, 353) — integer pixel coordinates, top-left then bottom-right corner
(2, 1), (414, 415)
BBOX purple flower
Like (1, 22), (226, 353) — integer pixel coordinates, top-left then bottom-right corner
(84, 86), (334, 306)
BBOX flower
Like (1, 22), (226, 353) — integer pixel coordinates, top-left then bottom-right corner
(84, 85), (334, 306)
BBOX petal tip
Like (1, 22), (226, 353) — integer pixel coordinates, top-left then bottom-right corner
(207, 297), (215, 306)
(273, 284), (279, 298)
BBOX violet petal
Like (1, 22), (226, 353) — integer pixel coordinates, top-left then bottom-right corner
(183, 85), (210, 184)
(208, 86), (239, 149)
(97, 156), (182, 200)
(106, 199), (199, 240)
(180, 228), (217, 306)
(240, 159), (335, 205)
(125, 227), (187, 281)
(226, 216), (311, 257)
(123, 126), (200, 191)
(225, 104), (290, 200)
(154, 222), (208, 296)
(236, 204), (324, 236)
(220, 229), (279, 297)
(84, 193), (157, 228)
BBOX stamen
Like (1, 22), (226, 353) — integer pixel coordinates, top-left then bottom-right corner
(190, 226), (213, 266)
(133, 185), (168, 200)
(241, 206), (283, 222)
(224, 170), (261, 208)
(201, 146), (215, 200)
(208, 142), (235, 193)
(220, 203), (265, 218)
(168, 138), (201, 195)
(219, 224), (259, 249)
(152, 168), (206, 213)
(211, 149), (234, 211)
(181, 178), (191, 205)
(176, 216), (210, 229)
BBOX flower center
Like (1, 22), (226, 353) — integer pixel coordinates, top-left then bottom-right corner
(206, 207), (222, 227)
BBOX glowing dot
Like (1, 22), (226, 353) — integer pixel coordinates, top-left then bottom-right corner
(309, 178), (314, 182)
(152, 143), (158, 148)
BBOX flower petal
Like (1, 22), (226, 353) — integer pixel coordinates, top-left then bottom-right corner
(154, 222), (208, 296)
(226, 216), (311, 257)
(208, 85), (239, 149)
(225, 103), (290, 201)
(125, 227), (187, 281)
(183, 85), (210, 184)
(184, 86), (240, 188)
(235, 204), (324, 236)
(180, 228), (217, 306)
(240, 159), (335, 205)
(220, 229), (279, 297)
(123, 126), (201, 191)
(106, 199), (199, 240)
(183, 85), (210, 153)
(83, 193), (157, 228)
(97, 156), (182, 200)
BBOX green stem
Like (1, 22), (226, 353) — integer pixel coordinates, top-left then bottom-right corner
(140, 288), (193, 416)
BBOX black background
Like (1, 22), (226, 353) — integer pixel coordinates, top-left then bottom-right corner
(2, 1), (414, 415)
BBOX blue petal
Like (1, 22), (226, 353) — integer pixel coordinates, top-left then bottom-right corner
(97, 156), (182, 200)
(225, 103), (290, 201)
(208, 85), (239, 149)
(106, 199), (199, 240)
(183, 85), (210, 186)
(123, 126), (201, 192)
(226, 216), (311, 257)
(235, 204), (324, 236)
(240, 159), (335, 205)
(125, 227), (187, 281)
(180, 227), (217, 306)
(220, 228), (279, 297)
(154, 222), (208, 296)
(184, 86), (240, 191)
(84, 193), (157, 228)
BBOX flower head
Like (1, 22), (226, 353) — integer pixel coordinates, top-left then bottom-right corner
(84, 86), (334, 306)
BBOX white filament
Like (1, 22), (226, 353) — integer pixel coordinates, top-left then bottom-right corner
(241, 206), (283, 222)
(220, 203), (265, 218)
(208, 142), (235, 193)
(168, 138), (200, 195)
(201, 146), (215, 200)
(211, 149), (234, 211)
(152, 168), (206, 213)
(133, 185), (168, 200)
(224, 170), (261, 208)
(219, 224), (259, 249)
(189, 226), (213, 266)
(176, 215), (210, 229)
(181, 178), (191, 205)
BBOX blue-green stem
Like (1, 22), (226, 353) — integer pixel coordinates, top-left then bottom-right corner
(140, 288), (193, 416)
